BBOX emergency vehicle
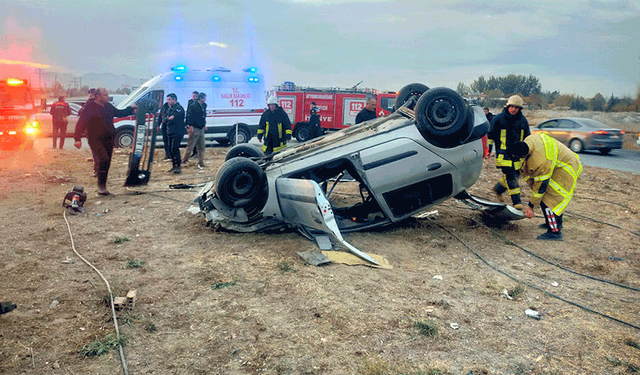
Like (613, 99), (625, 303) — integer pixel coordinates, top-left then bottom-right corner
(273, 82), (396, 142)
(0, 78), (39, 149)
(112, 65), (265, 148)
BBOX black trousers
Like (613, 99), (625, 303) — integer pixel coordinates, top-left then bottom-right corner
(168, 134), (184, 168)
(494, 166), (522, 205)
(52, 121), (68, 149)
(88, 133), (115, 187)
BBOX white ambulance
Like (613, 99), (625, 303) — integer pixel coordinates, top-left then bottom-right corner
(113, 65), (265, 148)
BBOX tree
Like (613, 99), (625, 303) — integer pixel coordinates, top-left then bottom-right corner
(470, 75), (488, 94)
(570, 96), (588, 111)
(456, 82), (469, 96)
(589, 93), (606, 111)
(553, 94), (573, 108)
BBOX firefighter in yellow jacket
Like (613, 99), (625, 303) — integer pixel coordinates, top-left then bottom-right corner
(257, 96), (292, 155)
(510, 133), (582, 241)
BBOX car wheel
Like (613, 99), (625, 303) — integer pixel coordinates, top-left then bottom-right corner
(295, 123), (313, 143)
(217, 139), (230, 146)
(395, 83), (430, 111)
(229, 127), (251, 146)
(115, 128), (134, 148)
(569, 138), (583, 153)
(216, 157), (268, 211)
(225, 143), (264, 161)
(414, 87), (470, 147)
(599, 148), (611, 155)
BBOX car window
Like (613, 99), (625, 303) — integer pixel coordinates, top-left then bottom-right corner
(539, 120), (558, 129)
(557, 119), (577, 129)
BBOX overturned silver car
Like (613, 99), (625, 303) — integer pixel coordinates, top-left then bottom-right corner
(194, 84), (520, 262)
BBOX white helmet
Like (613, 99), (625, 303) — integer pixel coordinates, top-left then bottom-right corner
(506, 95), (524, 108)
(267, 96), (278, 105)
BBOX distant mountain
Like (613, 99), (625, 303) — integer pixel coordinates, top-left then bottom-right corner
(41, 71), (149, 91)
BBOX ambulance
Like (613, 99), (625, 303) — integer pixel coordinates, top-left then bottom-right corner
(274, 82), (396, 142)
(112, 65), (265, 148)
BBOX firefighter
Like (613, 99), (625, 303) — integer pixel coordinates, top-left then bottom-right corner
(510, 133), (582, 241)
(49, 96), (71, 149)
(487, 95), (530, 209)
(257, 96), (292, 155)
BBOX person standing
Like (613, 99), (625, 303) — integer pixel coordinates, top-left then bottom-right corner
(49, 96), (71, 149)
(355, 97), (377, 124)
(510, 133), (582, 241)
(163, 93), (186, 174)
(257, 96), (291, 155)
(182, 92), (207, 168)
(186, 91), (199, 158)
(483, 107), (495, 159)
(73, 88), (136, 195)
(487, 95), (530, 209)
(309, 101), (322, 138)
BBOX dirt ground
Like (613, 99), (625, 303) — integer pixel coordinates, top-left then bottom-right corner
(1, 115), (640, 374)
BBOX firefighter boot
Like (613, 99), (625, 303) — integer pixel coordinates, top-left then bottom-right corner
(537, 231), (564, 241)
(493, 183), (506, 203)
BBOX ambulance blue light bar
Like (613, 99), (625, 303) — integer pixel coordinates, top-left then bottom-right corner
(174, 75), (184, 82)
(248, 76), (260, 83)
(244, 67), (258, 73)
(171, 64), (187, 73)
(212, 75), (222, 82)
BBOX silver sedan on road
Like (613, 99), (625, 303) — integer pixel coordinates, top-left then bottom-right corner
(531, 117), (624, 155)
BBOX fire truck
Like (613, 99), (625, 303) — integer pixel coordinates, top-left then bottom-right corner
(273, 82), (396, 142)
(0, 78), (39, 149)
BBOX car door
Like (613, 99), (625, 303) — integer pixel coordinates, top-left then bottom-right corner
(65, 103), (82, 137)
(535, 120), (558, 136)
(554, 119), (576, 145)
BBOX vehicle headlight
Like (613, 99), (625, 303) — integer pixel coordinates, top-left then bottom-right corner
(25, 121), (39, 135)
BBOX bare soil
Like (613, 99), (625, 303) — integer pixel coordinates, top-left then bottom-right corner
(1, 113), (640, 374)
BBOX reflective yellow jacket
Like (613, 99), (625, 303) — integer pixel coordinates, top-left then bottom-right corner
(519, 133), (582, 215)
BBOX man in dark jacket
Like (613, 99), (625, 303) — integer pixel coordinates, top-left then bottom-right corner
(487, 95), (530, 209)
(355, 97), (377, 124)
(182, 92), (207, 168)
(49, 96), (71, 149)
(73, 88), (136, 195)
(185, 91), (199, 158)
(257, 96), (291, 155)
(309, 101), (322, 138)
(163, 93), (186, 174)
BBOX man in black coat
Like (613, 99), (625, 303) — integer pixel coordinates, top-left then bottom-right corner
(182, 93), (207, 168)
(163, 93), (186, 174)
(355, 97), (377, 124)
(74, 88), (136, 195)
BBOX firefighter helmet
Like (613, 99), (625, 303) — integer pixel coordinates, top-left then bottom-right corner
(267, 96), (278, 105)
(506, 95), (524, 108)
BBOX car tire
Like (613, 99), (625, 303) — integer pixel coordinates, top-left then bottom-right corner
(225, 143), (264, 161)
(599, 147), (611, 155)
(216, 157), (268, 212)
(229, 127), (251, 146)
(217, 139), (230, 146)
(115, 128), (134, 148)
(295, 123), (313, 143)
(414, 87), (470, 148)
(395, 83), (430, 111)
(569, 138), (583, 153)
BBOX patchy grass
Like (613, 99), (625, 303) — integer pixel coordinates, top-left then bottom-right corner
(606, 356), (640, 373)
(414, 319), (438, 337)
(119, 313), (139, 325)
(80, 334), (128, 357)
(99, 286), (124, 307)
(112, 236), (130, 244)
(211, 281), (236, 290)
(145, 322), (157, 333)
(508, 284), (526, 300)
(277, 261), (296, 274)
(125, 259), (144, 269)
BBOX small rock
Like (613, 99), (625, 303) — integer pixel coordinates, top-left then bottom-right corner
(525, 308), (540, 320)
(450, 322), (459, 330)
(551, 281), (559, 287)
(433, 275), (443, 281)
(49, 300), (59, 309)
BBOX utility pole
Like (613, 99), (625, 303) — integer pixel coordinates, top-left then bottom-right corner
(34, 68), (44, 89)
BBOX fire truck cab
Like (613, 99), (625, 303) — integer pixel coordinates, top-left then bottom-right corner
(274, 82), (396, 142)
(0, 78), (39, 149)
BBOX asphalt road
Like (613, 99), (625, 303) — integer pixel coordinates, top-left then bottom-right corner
(576, 148), (640, 175)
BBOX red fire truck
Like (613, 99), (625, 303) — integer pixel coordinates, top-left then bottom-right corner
(0, 78), (39, 149)
(274, 82), (396, 142)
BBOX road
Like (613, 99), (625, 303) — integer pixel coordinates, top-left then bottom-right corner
(576, 148), (640, 175)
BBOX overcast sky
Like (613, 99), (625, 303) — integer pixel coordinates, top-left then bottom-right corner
(2, 0), (639, 98)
